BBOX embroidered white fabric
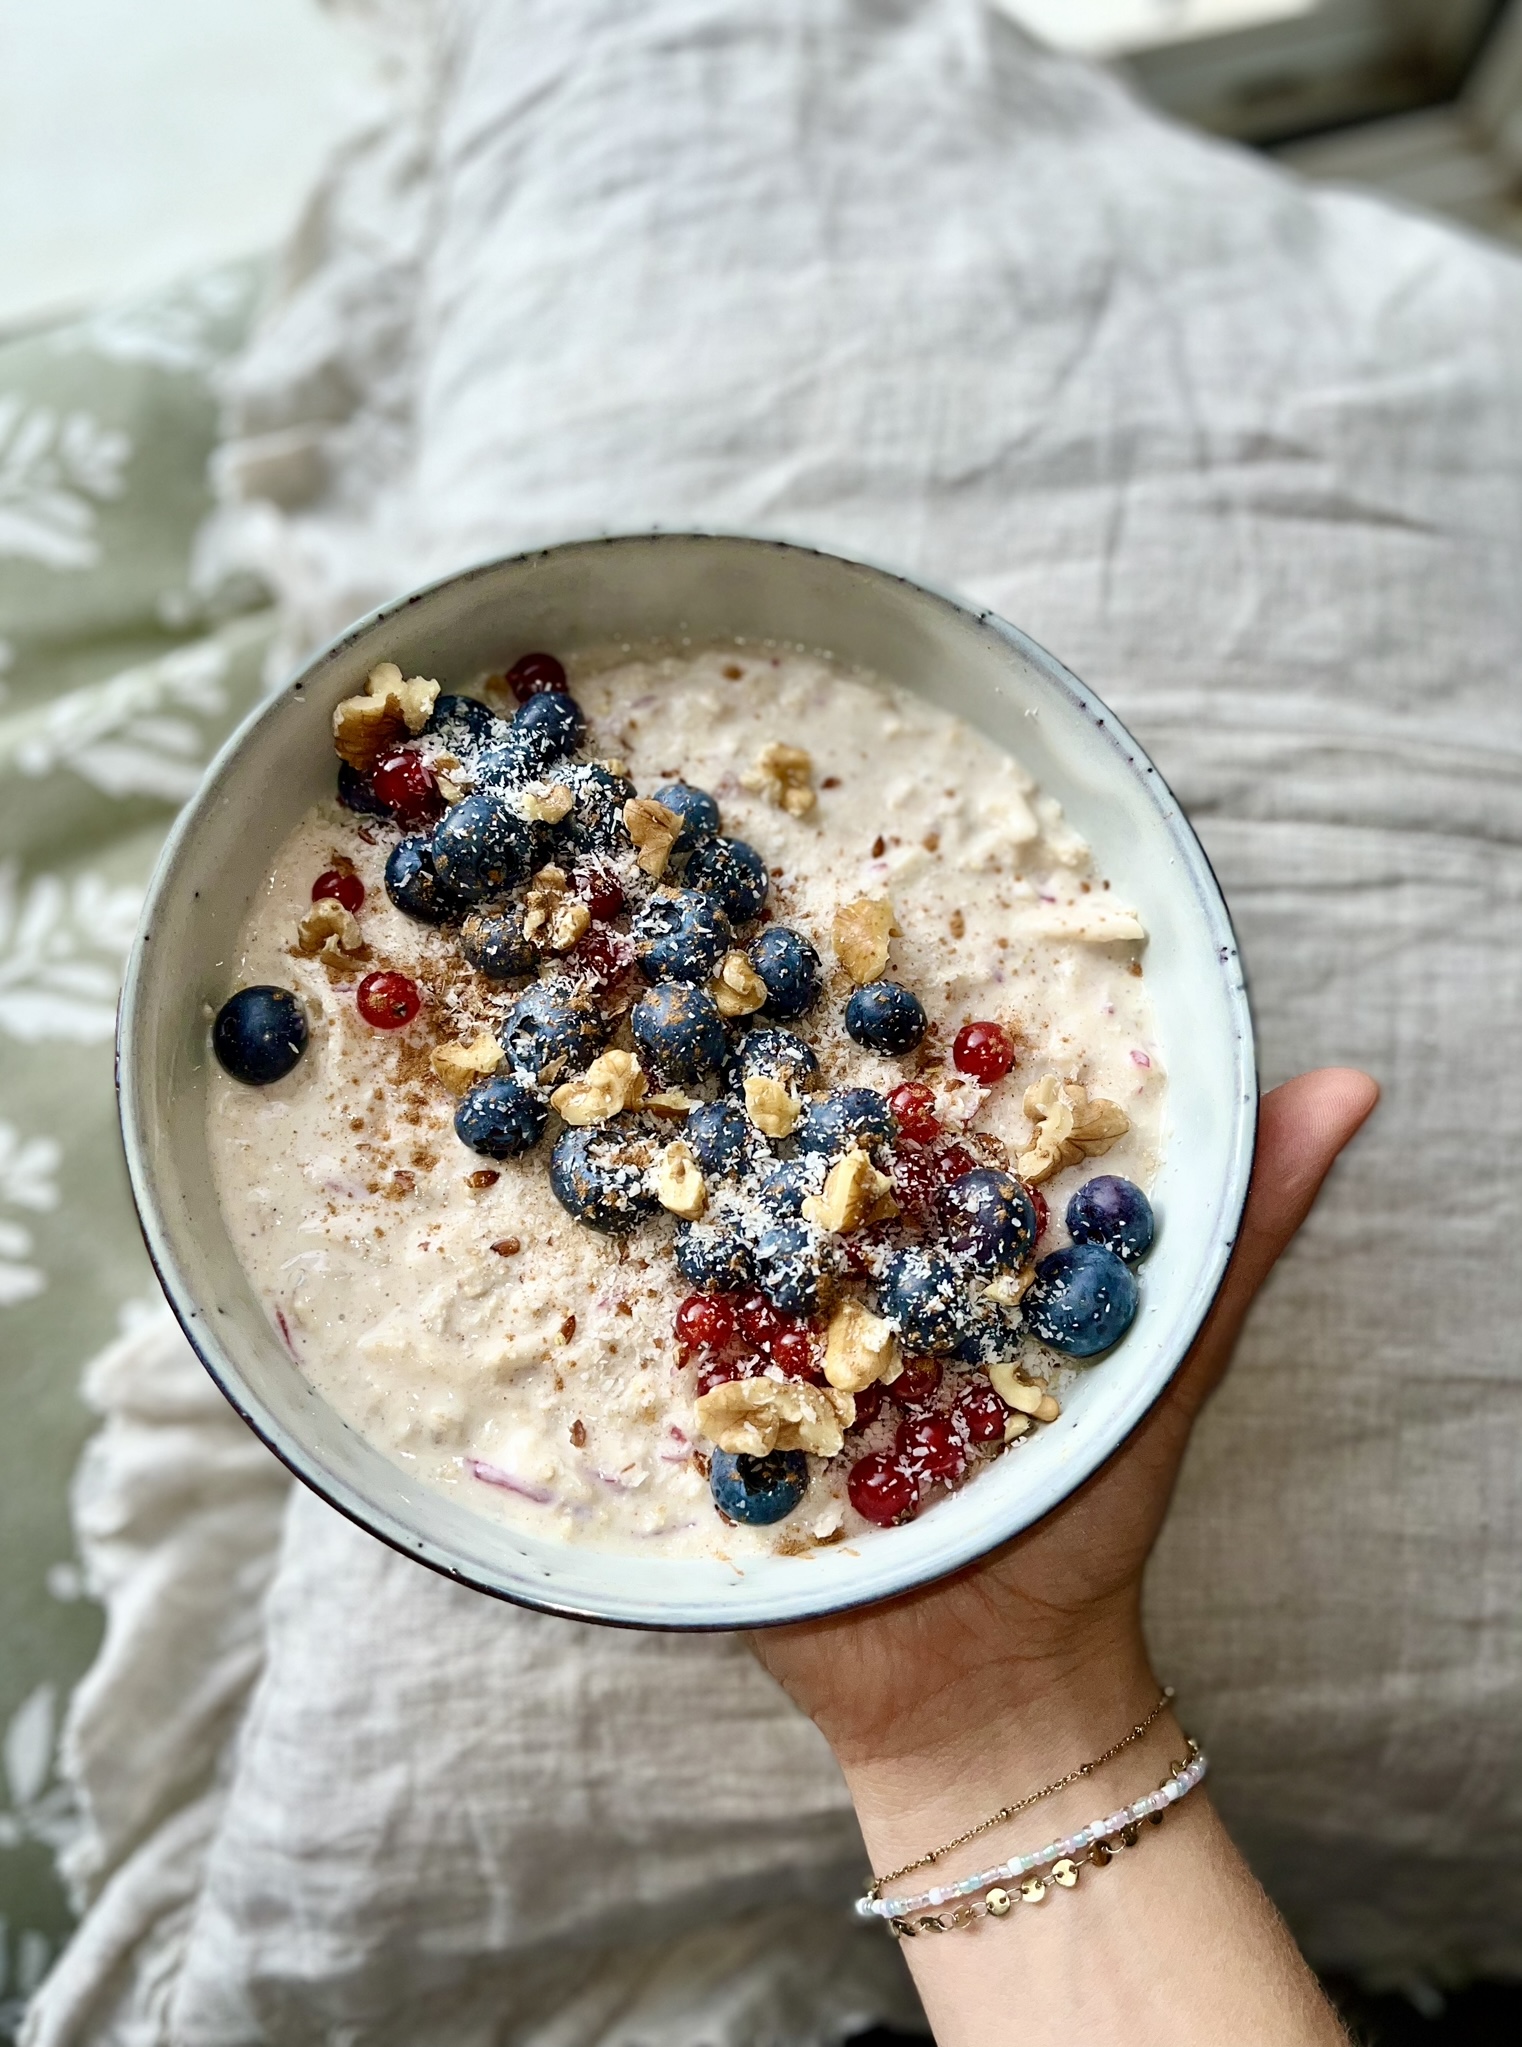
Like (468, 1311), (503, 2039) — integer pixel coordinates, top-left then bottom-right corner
(28, 1), (1522, 2038)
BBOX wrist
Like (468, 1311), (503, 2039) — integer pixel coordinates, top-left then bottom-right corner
(838, 1622), (1165, 1879)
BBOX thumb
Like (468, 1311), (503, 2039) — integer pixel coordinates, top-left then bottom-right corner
(1174, 1067), (1379, 1414)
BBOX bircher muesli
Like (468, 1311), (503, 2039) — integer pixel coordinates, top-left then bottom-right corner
(207, 642), (1164, 1555)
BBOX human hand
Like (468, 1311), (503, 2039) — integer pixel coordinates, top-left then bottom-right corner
(752, 1069), (1379, 1788)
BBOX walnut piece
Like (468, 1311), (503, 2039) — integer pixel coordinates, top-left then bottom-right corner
(802, 1145), (897, 1234)
(644, 1088), (698, 1118)
(522, 866), (591, 953)
(332, 661), (440, 772)
(623, 796), (682, 877)
(987, 1363), (1045, 1414)
(432, 754), (468, 805)
(832, 896), (897, 984)
(520, 781), (574, 825)
(1016, 1075), (1130, 1184)
(743, 1075), (801, 1139)
(742, 741), (816, 818)
(983, 1269), (1035, 1308)
(430, 1033), (504, 1096)
(550, 1049), (647, 1126)
(695, 1376), (855, 1458)
(987, 1362), (1061, 1423)
(654, 1139), (707, 1219)
(297, 899), (364, 962)
(710, 949), (768, 1018)
(822, 1299), (901, 1393)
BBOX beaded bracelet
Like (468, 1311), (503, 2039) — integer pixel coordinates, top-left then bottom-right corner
(859, 1742), (1208, 1934)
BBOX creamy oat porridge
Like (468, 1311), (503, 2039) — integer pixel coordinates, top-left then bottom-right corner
(207, 642), (1164, 1557)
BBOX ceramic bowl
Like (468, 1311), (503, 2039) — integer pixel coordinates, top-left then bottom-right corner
(118, 533), (1255, 1629)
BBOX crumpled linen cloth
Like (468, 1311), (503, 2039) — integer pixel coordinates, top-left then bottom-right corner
(28, 0), (1522, 2038)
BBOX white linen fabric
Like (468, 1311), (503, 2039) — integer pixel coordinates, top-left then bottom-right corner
(29, 0), (1522, 2037)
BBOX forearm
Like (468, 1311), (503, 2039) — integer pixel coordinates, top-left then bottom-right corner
(840, 1643), (1347, 2047)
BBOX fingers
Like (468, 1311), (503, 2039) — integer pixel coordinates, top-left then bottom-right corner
(1174, 1067), (1378, 1411)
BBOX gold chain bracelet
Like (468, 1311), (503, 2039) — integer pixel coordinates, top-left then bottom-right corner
(866, 1686), (1175, 1902)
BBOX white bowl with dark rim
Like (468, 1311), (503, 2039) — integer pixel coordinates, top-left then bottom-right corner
(118, 533), (1255, 1630)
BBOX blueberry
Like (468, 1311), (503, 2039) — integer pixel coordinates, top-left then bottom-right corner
(431, 793), (541, 903)
(631, 983), (728, 1084)
(336, 762), (389, 816)
(424, 693), (505, 752)
(549, 1124), (660, 1234)
(1023, 1243), (1139, 1358)
(498, 979), (608, 1085)
(385, 835), (465, 924)
(725, 1025), (821, 1099)
(748, 925), (822, 1020)
(796, 1087), (895, 1158)
(844, 980), (927, 1055)
(709, 1448), (808, 1526)
(753, 1218), (832, 1315)
(684, 1101), (752, 1180)
(755, 1154), (824, 1218)
(653, 781), (721, 855)
(470, 744), (522, 791)
(212, 986), (307, 1086)
(954, 1306), (1023, 1366)
(674, 1217), (755, 1292)
(939, 1169), (1038, 1274)
(506, 689), (585, 772)
(1067, 1176), (1155, 1263)
(561, 761), (638, 854)
(632, 890), (733, 984)
(460, 906), (536, 982)
(684, 835), (769, 922)
(877, 1246), (970, 1355)
(454, 1074), (548, 1159)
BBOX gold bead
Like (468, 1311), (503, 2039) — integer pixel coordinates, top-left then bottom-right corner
(984, 1887), (1012, 1918)
(1090, 1841), (1113, 1867)
(1051, 1858), (1080, 1888)
(1019, 1876), (1047, 1904)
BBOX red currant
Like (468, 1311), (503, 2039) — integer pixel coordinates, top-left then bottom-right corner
(570, 927), (629, 987)
(887, 1147), (940, 1219)
(312, 868), (364, 914)
(889, 1357), (942, 1410)
(675, 1293), (735, 1353)
(736, 1290), (783, 1353)
(956, 1379), (1009, 1444)
(575, 862), (624, 920)
(848, 1451), (920, 1526)
(505, 651), (568, 703)
(887, 1081), (941, 1144)
(769, 1322), (820, 1379)
(1028, 1183), (1049, 1240)
(696, 1357), (744, 1395)
(936, 1142), (980, 1185)
(356, 971), (422, 1029)
(849, 1380), (886, 1430)
(896, 1412), (966, 1483)
(952, 1020), (1014, 1084)
(372, 749), (443, 827)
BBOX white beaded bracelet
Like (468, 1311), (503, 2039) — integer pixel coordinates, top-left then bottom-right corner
(857, 1742), (1208, 1923)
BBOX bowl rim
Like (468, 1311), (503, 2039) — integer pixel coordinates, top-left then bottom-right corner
(117, 530), (1257, 1630)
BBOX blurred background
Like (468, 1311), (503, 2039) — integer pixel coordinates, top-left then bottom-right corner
(2, 2), (1520, 2040)
(2, 0), (1521, 338)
